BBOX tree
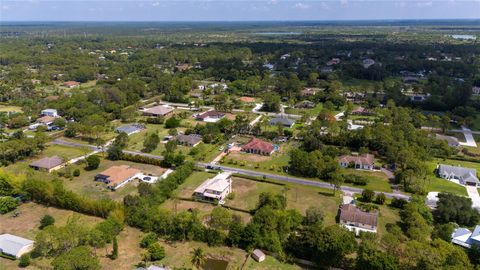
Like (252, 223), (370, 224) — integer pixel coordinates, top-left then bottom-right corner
(313, 225), (357, 267)
(165, 117), (181, 128)
(432, 223), (456, 242)
(51, 246), (100, 270)
(434, 193), (480, 226)
(0, 196), (18, 214)
(305, 206), (324, 225)
(110, 237), (118, 260)
(209, 207), (232, 230)
(113, 132), (129, 148)
(362, 189), (375, 203)
(375, 193), (387, 205)
(356, 244), (399, 270)
(190, 247), (206, 269)
(107, 145), (123, 160)
(39, 214), (55, 229)
(140, 233), (157, 248)
(18, 254), (31, 268)
(73, 169), (81, 177)
(143, 133), (160, 153)
(86, 155), (101, 170)
(147, 243), (165, 261)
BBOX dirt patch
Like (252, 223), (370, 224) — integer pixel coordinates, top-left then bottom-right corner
(231, 177), (257, 195)
(97, 227), (144, 270)
(228, 151), (272, 162)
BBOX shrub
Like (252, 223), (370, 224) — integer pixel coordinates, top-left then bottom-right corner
(39, 214), (55, 229)
(18, 254), (30, 267)
(86, 155), (101, 169)
(165, 117), (181, 128)
(73, 169), (81, 177)
(390, 197), (407, 209)
(375, 193), (387, 205)
(0, 196), (19, 214)
(147, 243), (165, 261)
(146, 116), (165, 124)
(361, 189), (375, 203)
(140, 233), (158, 248)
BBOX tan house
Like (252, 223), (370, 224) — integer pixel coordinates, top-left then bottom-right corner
(339, 204), (378, 235)
(29, 156), (64, 172)
(241, 138), (276, 156)
(142, 105), (174, 117)
(95, 165), (141, 190)
(175, 134), (203, 147)
(36, 115), (56, 125)
(339, 154), (374, 170)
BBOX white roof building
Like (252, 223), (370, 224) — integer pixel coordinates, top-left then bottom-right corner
(0, 234), (34, 258)
(451, 225), (480, 249)
(193, 172), (232, 204)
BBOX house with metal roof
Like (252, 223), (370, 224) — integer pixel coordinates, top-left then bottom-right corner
(0, 234), (34, 259)
(451, 225), (480, 248)
(269, 117), (295, 128)
(29, 156), (64, 173)
(193, 172), (232, 204)
(115, 124), (145, 135)
(437, 164), (479, 186)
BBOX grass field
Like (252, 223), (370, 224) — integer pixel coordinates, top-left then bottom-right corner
(284, 103), (323, 115)
(342, 169), (393, 193)
(0, 105), (22, 113)
(376, 205), (402, 237)
(424, 158), (470, 196)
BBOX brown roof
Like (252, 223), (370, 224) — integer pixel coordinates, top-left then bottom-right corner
(29, 156), (63, 170)
(37, 115), (56, 124)
(97, 165), (141, 187)
(242, 138), (275, 153)
(239, 96), (256, 103)
(176, 134), (202, 145)
(340, 204), (378, 227)
(62, 81), (80, 87)
(143, 105), (174, 116)
(197, 110), (225, 120)
(339, 154), (374, 166)
(45, 96), (59, 101)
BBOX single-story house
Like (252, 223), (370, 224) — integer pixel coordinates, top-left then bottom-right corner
(95, 165), (141, 190)
(301, 87), (322, 96)
(435, 134), (460, 148)
(269, 117), (295, 128)
(295, 100), (315, 109)
(62, 81), (80, 88)
(175, 134), (202, 147)
(339, 204), (378, 235)
(451, 225), (480, 249)
(362, 58), (375, 69)
(36, 115), (56, 126)
(115, 124), (145, 135)
(29, 156), (64, 172)
(0, 234), (34, 259)
(41, 109), (58, 117)
(142, 105), (174, 117)
(241, 138), (276, 156)
(338, 154), (374, 170)
(252, 249), (266, 262)
(196, 110), (225, 123)
(437, 164), (479, 186)
(193, 172), (232, 204)
(351, 107), (372, 116)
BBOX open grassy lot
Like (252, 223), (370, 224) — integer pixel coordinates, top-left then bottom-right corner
(285, 103), (323, 115)
(0, 105), (22, 113)
(342, 169), (393, 193)
(376, 205), (402, 237)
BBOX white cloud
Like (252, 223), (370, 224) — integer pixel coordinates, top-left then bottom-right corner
(152, 2), (160, 7)
(2, 5), (9, 10)
(340, 0), (349, 5)
(293, 2), (310, 9)
(268, 0), (279, 5)
(417, 1), (433, 7)
(320, 2), (331, 10)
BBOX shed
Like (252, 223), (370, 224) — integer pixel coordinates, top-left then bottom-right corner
(0, 234), (34, 259)
(252, 249), (266, 262)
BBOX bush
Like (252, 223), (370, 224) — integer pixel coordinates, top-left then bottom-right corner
(18, 254), (30, 267)
(390, 197), (407, 209)
(86, 155), (101, 169)
(73, 169), (81, 177)
(361, 189), (375, 203)
(147, 243), (165, 261)
(165, 117), (181, 128)
(140, 233), (157, 248)
(375, 193), (386, 205)
(344, 175), (369, 186)
(39, 214), (55, 229)
(0, 196), (19, 214)
(146, 116), (165, 124)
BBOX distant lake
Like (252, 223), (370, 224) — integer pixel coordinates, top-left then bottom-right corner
(255, 32), (302, 35)
(451, 34), (476, 40)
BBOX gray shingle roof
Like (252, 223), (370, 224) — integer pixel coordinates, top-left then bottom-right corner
(269, 117), (295, 127)
(175, 134), (202, 145)
(29, 156), (63, 170)
(438, 164), (479, 184)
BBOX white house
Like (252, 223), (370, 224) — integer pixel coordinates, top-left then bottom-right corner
(451, 225), (480, 249)
(0, 234), (34, 259)
(437, 164), (479, 187)
(193, 172), (232, 204)
(251, 249), (266, 262)
(41, 109), (58, 117)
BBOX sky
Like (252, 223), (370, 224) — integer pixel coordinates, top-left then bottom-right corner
(0, 0), (479, 21)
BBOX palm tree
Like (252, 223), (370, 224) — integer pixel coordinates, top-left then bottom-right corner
(190, 247), (206, 269)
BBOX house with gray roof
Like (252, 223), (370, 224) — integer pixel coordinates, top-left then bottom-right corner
(269, 117), (295, 128)
(0, 234), (34, 259)
(175, 134), (202, 147)
(451, 225), (480, 248)
(437, 164), (479, 186)
(115, 124), (145, 135)
(29, 156), (64, 173)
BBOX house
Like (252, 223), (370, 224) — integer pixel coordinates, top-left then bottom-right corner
(175, 134), (202, 147)
(29, 156), (64, 172)
(196, 110), (225, 123)
(36, 115), (56, 126)
(326, 58), (341, 66)
(0, 234), (34, 259)
(435, 134), (460, 148)
(437, 164), (479, 186)
(251, 249), (266, 262)
(473, 86), (480, 96)
(269, 117), (295, 128)
(295, 100), (315, 109)
(62, 81), (80, 88)
(239, 96), (256, 104)
(362, 58), (375, 69)
(320, 66), (334, 74)
(95, 165), (141, 190)
(241, 138), (276, 156)
(142, 105), (174, 117)
(193, 172), (232, 204)
(451, 225), (480, 248)
(351, 107), (372, 116)
(339, 204), (378, 235)
(115, 124), (145, 135)
(301, 87), (322, 96)
(41, 109), (58, 117)
(339, 154), (374, 170)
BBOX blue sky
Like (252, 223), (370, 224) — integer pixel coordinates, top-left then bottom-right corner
(0, 0), (479, 21)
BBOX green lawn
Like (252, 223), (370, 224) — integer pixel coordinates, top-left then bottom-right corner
(424, 158), (469, 196)
(285, 103), (323, 115)
(342, 169), (393, 193)
(0, 105), (22, 113)
(376, 205), (402, 237)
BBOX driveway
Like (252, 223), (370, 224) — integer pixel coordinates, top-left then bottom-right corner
(466, 185), (480, 209)
(459, 126), (477, 147)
